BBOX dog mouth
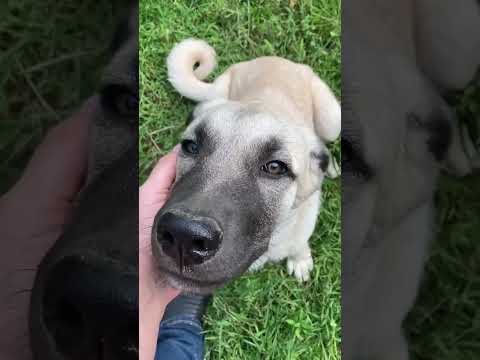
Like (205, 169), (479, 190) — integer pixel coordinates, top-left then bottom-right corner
(159, 267), (230, 294)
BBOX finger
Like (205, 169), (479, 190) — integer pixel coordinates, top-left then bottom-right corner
(142, 145), (180, 193)
(161, 287), (181, 304)
(11, 96), (98, 205)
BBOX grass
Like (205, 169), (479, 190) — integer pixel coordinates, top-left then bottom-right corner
(0, 0), (118, 195)
(139, 0), (341, 359)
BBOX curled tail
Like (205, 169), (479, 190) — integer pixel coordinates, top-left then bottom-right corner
(167, 38), (223, 102)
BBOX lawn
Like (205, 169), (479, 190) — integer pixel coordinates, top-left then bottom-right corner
(139, 0), (341, 359)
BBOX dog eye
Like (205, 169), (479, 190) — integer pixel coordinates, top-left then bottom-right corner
(181, 139), (199, 155)
(101, 85), (138, 118)
(262, 160), (288, 176)
(115, 92), (138, 116)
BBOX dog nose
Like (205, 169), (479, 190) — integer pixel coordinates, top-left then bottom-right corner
(156, 211), (222, 266)
(42, 257), (138, 359)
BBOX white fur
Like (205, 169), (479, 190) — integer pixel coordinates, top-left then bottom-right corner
(311, 75), (341, 142)
(249, 189), (321, 282)
(167, 39), (225, 102)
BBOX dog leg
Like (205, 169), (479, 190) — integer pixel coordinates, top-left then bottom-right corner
(248, 254), (269, 272)
(286, 247), (313, 282)
(326, 155), (341, 178)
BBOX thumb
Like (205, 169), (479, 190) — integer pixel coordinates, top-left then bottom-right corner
(11, 96), (97, 206)
(141, 145), (180, 195)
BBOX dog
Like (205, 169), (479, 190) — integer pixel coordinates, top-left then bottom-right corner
(342, 1), (480, 359)
(29, 6), (139, 360)
(152, 38), (341, 294)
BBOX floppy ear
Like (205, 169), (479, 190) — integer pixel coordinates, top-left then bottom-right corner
(416, 0), (480, 90)
(294, 146), (331, 207)
(311, 75), (341, 143)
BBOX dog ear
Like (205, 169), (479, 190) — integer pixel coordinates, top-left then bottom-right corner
(416, 0), (480, 90)
(311, 75), (341, 143)
(294, 145), (331, 207)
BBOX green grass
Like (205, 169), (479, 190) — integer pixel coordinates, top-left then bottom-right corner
(139, 0), (341, 359)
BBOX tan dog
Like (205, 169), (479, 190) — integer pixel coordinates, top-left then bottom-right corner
(151, 38), (339, 291)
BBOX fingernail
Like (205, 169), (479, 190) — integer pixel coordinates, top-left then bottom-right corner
(172, 144), (181, 154)
(80, 95), (99, 115)
(67, 95), (98, 125)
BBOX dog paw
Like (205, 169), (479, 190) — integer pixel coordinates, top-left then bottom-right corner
(248, 255), (268, 273)
(287, 256), (313, 282)
(327, 156), (341, 178)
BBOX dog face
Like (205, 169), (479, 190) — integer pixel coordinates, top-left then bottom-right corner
(29, 7), (139, 360)
(153, 100), (330, 293)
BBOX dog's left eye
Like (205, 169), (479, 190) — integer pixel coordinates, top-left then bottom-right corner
(101, 85), (138, 118)
(181, 139), (199, 155)
(262, 160), (288, 176)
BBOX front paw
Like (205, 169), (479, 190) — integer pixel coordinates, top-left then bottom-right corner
(248, 255), (268, 273)
(287, 255), (313, 282)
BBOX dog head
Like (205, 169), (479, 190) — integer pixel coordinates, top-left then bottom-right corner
(29, 6), (139, 360)
(152, 99), (331, 293)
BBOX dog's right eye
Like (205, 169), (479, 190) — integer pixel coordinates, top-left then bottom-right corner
(181, 139), (199, 155)
(262, 160), (289, 176)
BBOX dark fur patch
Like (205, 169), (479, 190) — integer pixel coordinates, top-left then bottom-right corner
(341, 136), (373, 179)
(426, 117), (451, 161)
(407, 111), (452, 161)
(313, 151), (330, 172)
(110, 17), (130, 54)
(193, 122), (215, 153)
(257, 138), (282, 158)
(185, 111), (195, 125)
(254, 138), (282, 167)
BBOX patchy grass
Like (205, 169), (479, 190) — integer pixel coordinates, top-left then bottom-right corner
(139, 0), (341, 359)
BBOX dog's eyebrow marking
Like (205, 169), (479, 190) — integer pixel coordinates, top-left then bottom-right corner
(256, 138), (282, 159)
(406, 111), (452, 161)
(110, 17), (130, 54)
(341, 135), (373, 179)
(425, 113), (452, 162)
(194, 123), (208, 144)
(192, 122), (217, 154)
(185, 111), (195, 125)
(313, 152), (330, 172)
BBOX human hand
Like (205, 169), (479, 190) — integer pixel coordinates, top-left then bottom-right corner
(0, 97), (96, 359)
(139, 147), (181, 360)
